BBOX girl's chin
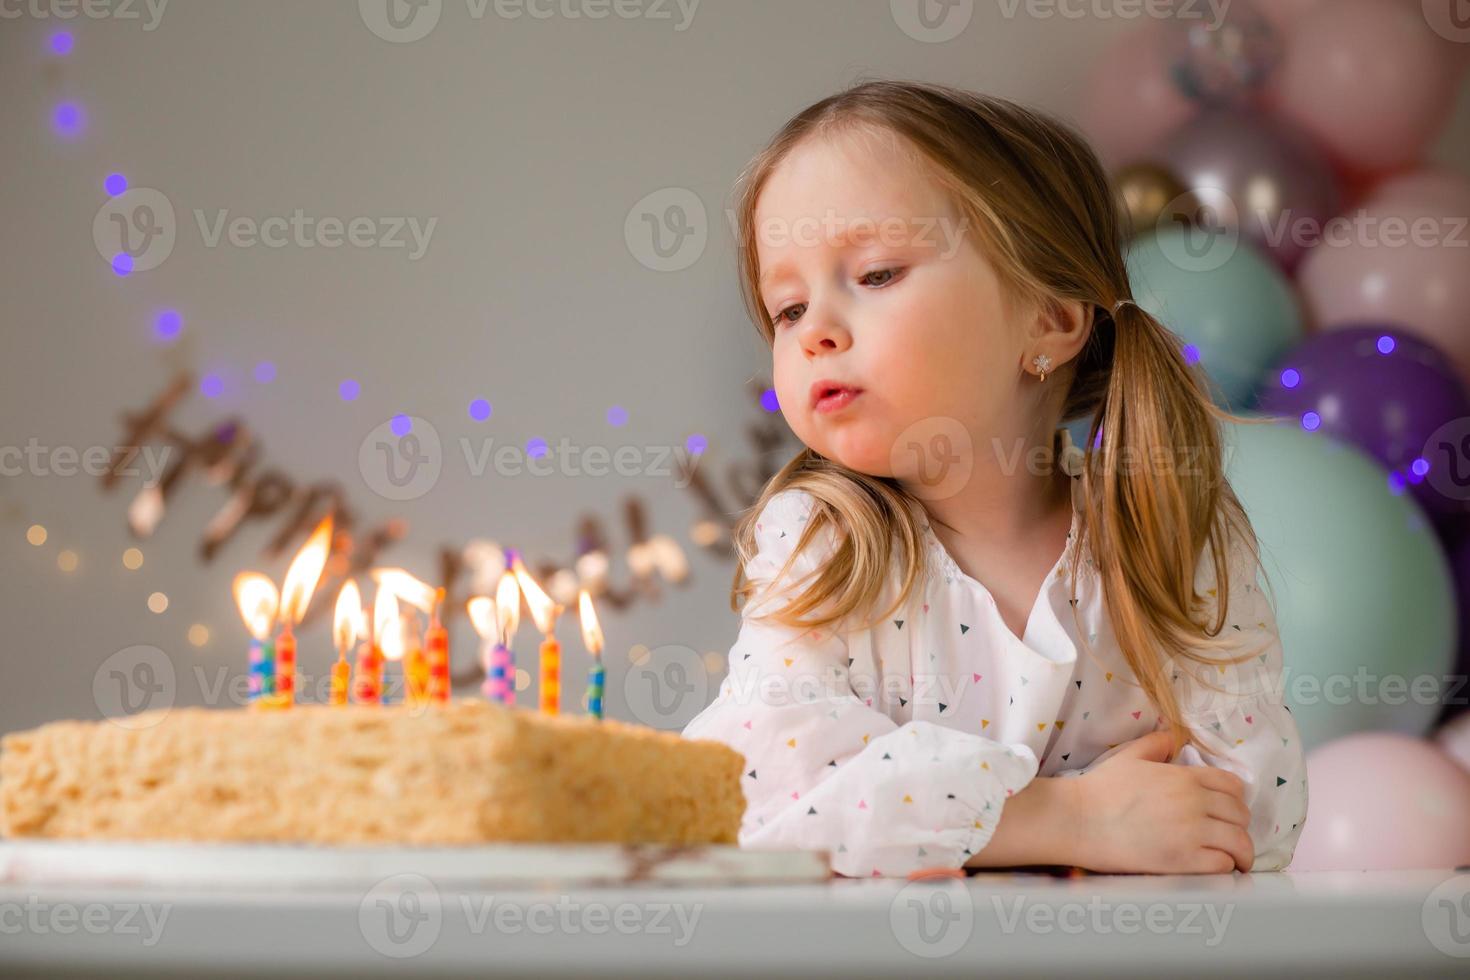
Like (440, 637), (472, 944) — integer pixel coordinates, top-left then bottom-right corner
(818, 434), (892, 478)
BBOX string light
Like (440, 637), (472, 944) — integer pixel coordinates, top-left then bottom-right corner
(122, 548), (144, 570)
(147, 592), (169, 613)
(26, 525), (47, 546)
(57, 550), (78, 572)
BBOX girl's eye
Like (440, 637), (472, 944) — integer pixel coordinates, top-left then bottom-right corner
(771, 303), (805, 327)
(769, 268), (903, 327)
(861, 267), (902, 287)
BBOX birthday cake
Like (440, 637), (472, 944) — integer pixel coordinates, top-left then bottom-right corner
(0, 701), (745, 846)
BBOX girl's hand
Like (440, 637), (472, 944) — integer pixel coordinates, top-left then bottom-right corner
(1069, 730), (1255, 874)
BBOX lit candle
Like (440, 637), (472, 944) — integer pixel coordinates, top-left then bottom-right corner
(426, 588), (450, 705)
(495, 571), (521, 706)
(403, 609), (429, 707)
(369, 568), (436, 707)
(466, 595), (498, 700)
(467, 571), (520, 706)
(373, 581), (403, 704)
(331, 580), (363, 707)
(232, 572), (279, 705)
(352, 586), (391, 706)
(578, 588), (604, 721)
(514, 561), (562, 715)
(272, 516), (334, 709)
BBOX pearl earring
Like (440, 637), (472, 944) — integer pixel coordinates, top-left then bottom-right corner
(1032, 354), (1053, 382)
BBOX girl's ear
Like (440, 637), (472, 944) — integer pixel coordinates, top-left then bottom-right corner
(1031, 296), (1093, 368)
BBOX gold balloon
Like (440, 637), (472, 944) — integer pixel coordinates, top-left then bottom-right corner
(1114, 163), (1190, 238)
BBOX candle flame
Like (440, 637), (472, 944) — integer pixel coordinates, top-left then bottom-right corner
(369, 567), (437, 614)
(280, 516), (334, 625)
(466, 596), (497, 643)
(578, 588), (603, 657)
(374, 582), (403, 661)
(496, 571), (520, 642)
(232, 572), (279, 641)
(334, 579), (365, 653)
(512, 561), (558, 635)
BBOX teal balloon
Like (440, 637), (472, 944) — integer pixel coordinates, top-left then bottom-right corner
(1126, 228), (1302, 409)
(1223, 417), (1455, 750)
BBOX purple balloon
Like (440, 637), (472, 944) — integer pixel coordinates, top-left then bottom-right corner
(1444, 528), (1470, 727)
(1256, 326), (1470, 520)
(1160, 108), (1340, 273)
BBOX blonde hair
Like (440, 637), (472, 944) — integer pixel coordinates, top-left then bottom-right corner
(728, 79), (1278, 758)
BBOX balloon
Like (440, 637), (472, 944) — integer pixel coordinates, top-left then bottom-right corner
(1291, 732), (1470, 871)
(1223, 418), (1456, 750)
(1270, 0), (1460, 175)
(1126, 230), (1302, 409)
(1369, 167), (1470, 216)
(1164, 0), (1282, 105)
(1254, 0), (1325, 34)
(1297, 198), (1470, 382)
(1438, 712), (1470, 773)
(1113, 163), (1190, 238)
(1159, 108), (1340, 272)
(1081, 21), (1197, 170)
(1440, 530), (1470, 730)
(1254, 326), (1470, 520)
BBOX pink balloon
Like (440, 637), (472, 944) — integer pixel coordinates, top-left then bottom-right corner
(1292, 732), (1470, 871)
(1437, 712), (1470, 775)
(1255, 0), (1327, 34)
(1298, 197), (1470, 379)
(1080, 22), (1196, 170)
(1270, 0), (1460, 175)
(1370, 167), (1470, 215)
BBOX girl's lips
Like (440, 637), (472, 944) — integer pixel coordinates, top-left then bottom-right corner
(814, 388), (862, 414)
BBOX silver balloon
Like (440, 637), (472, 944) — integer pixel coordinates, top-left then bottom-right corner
(1160, 108), (1341, 273)
(1166, 0), (1282, 105)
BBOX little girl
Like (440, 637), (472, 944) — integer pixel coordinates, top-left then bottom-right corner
(681, 80), (1308, 878)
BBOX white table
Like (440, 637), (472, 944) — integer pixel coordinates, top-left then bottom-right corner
(3, 866), (1470, 977)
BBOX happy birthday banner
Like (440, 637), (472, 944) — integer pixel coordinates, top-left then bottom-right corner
(99, 373), (794, 680)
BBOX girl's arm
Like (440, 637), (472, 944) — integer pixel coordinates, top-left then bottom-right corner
(682, 489), (1047, 877)
(1169, 536), (1310, 871)
(961, 775), (1081, 869)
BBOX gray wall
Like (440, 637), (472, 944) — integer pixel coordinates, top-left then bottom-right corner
(3, 0), (1468, 734)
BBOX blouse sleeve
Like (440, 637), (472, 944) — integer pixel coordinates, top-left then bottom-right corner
(1171, 534), (1309, 872)
(680, 488), (1042, 878)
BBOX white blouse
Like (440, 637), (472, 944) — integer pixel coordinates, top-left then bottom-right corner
(682, 428), (1308, 877)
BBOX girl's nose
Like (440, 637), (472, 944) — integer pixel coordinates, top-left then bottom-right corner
(799, 309), (852, 357)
